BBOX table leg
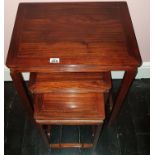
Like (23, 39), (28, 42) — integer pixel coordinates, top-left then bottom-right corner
(10, 70), (33, 117)
(46, 125), (52, 141)
(93, 124), (102, 150)
(108, 69), (137, 125)
(10, 70), (50, 147)
(38, 125), (50, 147)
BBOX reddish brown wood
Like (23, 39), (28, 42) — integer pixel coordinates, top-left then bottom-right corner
(6, 2), (141, 72)
(6, 2), (142, 148)
(7, 65), (138, 73)
(108, 69), (137, 125)
(35, 120), (103, 125)
(50, 143), (93, 148)
(120, 3), (141, 63)
(30, 72), (104, 81)
(34, 93), (105, 124)
(29, 72), (111, 93)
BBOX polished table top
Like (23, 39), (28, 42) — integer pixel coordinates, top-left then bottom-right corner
(6, 2), (141, 72)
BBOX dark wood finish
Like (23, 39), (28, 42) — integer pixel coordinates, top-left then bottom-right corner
(34, 93), (105, 124)
(108, 69), (137, 125)
(29, 72), (111, 93)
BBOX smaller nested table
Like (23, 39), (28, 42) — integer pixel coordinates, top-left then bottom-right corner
(28, 72), (111, 148)
(6, 2), (142, 149)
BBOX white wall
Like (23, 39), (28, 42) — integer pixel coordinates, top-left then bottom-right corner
(4, 0), (150, 62)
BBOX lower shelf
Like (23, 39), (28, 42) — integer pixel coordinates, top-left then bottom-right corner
(29, 72), (111, 93)
(34, 92), (105, 124)
(43, 124), (102, 149)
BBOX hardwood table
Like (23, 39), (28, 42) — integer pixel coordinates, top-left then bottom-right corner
(6, 2), (141, 131)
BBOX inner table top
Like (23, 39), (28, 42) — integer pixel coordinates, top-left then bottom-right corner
(6, 2), (142, 72)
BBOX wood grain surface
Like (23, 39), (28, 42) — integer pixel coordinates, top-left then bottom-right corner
(6, 2), (141, 72)
(29, 72), (111, 93)
(34, 92), (105, 125)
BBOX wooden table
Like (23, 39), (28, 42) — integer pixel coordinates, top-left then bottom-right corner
(6, 2), (141, 127)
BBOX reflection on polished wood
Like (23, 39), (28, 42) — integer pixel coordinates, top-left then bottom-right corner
(34, 92), (105, 124)
(50, 143), (93, 148)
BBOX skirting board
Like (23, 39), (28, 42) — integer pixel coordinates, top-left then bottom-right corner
(4, 62), (150, 81)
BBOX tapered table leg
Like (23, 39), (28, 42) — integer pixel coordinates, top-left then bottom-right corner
(10, 70), (33, 116)
(108, 69), (137, 125)
(38, 125), (50, 147)
(93, 124), (102, 150)
(10, 70), (50, 147)
(46, 125), (52, 141)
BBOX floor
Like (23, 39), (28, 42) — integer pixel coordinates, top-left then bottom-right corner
(4, 79), (150, 155)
